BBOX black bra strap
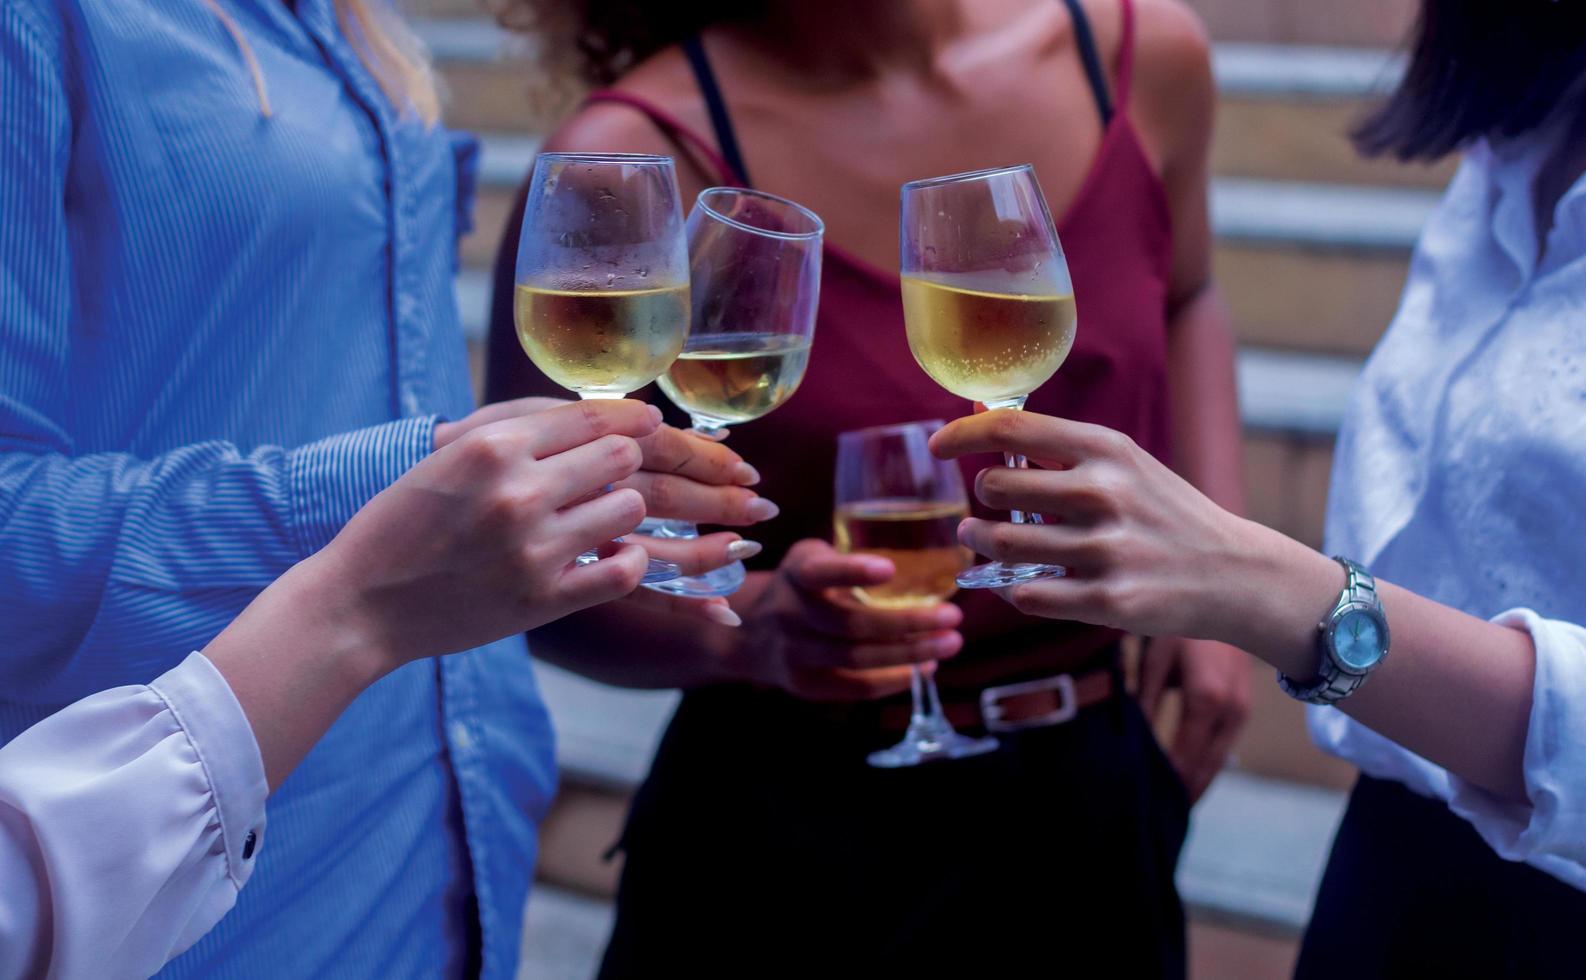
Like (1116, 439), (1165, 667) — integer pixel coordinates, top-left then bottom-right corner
(681, 36), (753, 186)
(1060, 0), (1114, 126)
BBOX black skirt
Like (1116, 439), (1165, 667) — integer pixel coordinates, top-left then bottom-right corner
(597, 680), (1190, 978)
(1297, 775), (1586, 979)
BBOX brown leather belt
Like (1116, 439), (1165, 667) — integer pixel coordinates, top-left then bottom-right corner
(879, 667), (1116, 734)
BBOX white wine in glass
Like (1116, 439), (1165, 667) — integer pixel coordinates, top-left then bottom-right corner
(900, 164), (1075, 590)
(645, 187), (824, 598)
(514, 152), (691, 583)
(836, 420), (997, 768)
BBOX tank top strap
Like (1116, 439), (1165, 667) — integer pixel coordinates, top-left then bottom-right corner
(581, 89), (748, 187)
(1059, 0), (1114, 126)
(680, 36), (754, 187)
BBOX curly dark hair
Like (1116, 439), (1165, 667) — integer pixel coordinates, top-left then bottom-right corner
(491, 1), (767, 94)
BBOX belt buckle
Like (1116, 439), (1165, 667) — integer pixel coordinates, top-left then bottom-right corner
(979, 674), (1078, 733)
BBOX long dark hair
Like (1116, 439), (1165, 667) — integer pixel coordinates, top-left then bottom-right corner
(493, 1), (763, 85)
(1356, 0), (1586, 161)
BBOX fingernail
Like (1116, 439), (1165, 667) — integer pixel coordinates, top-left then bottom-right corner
(746, 498), (780, 522)
(932, 633), (962, 656)
(934, 605), (963, 628)
(705, 603), (742, 628)
(647, 405), (663, 424)
(732, 462), (761, 486)
(725, 539), (763, 561)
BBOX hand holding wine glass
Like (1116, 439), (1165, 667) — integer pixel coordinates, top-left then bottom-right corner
(834, 420), (997, 767)
(900, 164), (1077, 590)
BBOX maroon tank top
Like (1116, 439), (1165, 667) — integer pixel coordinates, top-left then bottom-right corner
(486, 0), (1173, 688)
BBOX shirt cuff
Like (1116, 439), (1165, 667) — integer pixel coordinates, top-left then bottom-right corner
(1444, 608), (1586, 869)
(149, 652), (270, 891)
(287, 415), (437, 556)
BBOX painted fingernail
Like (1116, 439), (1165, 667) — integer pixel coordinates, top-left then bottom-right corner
(725, 539), (763, 561)
(931, 633), (963, 656)
(705, 603), (743, 628)
(746, 498), (781, 522)
(934, 605), (963, 628)
(732, 462), (761, 486)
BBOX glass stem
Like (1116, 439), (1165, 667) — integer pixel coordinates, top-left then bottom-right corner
(984, 396), (1043, 530)
(910, 663), (949, 732)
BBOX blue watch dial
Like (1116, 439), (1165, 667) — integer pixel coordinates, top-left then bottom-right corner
(1331, 609), (1384, 671)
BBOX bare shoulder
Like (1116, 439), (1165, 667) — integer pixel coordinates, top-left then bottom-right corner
(540, 45), (703, 156)
(1121, 0), (1215, 173)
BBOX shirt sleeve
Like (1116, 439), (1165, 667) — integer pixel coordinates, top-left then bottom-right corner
(1309, 609), (1586, 889)
(0, 6), (435, 705)
(0, 652), (269, 980)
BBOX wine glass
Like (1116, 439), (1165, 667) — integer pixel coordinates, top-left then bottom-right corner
(835, 420), (998, 768)
(899, 164), (1077, 590)
(514, 152), (691, 584)
(646, 187), (824, 597)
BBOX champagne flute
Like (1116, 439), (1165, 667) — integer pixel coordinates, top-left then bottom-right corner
(646, 187), (824, 597)
(514, 152), (691, 583)
(835, 420), (997, 768)
(899, 165), (1077, 589)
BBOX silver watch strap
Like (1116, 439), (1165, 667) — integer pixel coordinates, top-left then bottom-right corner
(1277, 556), (1382, 706)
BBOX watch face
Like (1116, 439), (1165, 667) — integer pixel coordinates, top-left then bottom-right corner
(1332, 608), (1385, 671)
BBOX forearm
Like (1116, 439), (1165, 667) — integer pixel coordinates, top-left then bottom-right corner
(202, 550), (394, 790)
(1224, 521), (1533, 800)
(1166, 284), (1245, 515)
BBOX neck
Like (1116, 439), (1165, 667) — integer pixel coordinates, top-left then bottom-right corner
(741, 0), (972, 81)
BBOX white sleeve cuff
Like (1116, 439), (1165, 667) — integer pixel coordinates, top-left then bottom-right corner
(150, 652), (270, 892)
(1444, 609), (1586, 873)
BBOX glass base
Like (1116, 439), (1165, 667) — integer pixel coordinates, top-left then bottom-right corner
(643, 560), (746, 597)
(576, 548), (681, 585)
(956, 560), (1065, 590)
(867, 721), (1000, 769)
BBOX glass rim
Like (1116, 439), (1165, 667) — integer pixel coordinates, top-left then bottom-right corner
(695, 187), (825, 240)
(535, 151), (675, 167)
(837, 418), (947, 441)
(901, 163), (1035, 191)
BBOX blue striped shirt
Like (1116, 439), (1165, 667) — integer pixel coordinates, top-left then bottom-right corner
(0, 2), (555, 976)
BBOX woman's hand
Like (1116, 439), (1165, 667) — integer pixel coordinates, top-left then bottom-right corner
(930, 410), (1337, 663)
(1137, 636), (1251, 803)
(315, 399), (663, 670)
(725, 539), (965, 701)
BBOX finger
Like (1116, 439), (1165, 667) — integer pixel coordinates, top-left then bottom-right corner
(782, 540), (896, 592)
(632, 532), (760, 577)
(545, 488), (646, 566)
(626, 589), (744, 628)
(973, 466), (1111, 521)
(637, 424), (758, 487)
(790, 665), (916, 703)
(521, 400), (662, 459)
(995, 578), (1111, 626)
(1186, 717), (1241, 803)
(615, 471), (775, 525)
(929, 409), (1120, 468)
(959, 517), (1098, 570)
(805, 595), (964, 642)
(537, 434), (645, 507)
(554, 542), (648, 608)
(793, 630), (963, 670)
(1137, 637), (1178, 724)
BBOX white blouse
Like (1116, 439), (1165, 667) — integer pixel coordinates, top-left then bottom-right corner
(0, 653), (267, 979)
(1312, 126), (1586, 890)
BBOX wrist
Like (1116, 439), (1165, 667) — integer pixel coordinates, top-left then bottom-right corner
(1215, 518), (1342, 678)
(270, 552), (404, 691)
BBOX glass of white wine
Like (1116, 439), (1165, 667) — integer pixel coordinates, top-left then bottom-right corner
(514, 152), (691, 584)
(899, 164), (1077, 590)
(646, 187), (824, 597)
(836, 420), (996, 767)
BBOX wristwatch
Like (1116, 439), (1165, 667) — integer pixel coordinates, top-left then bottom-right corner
(1277, 556), (1390, 706)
